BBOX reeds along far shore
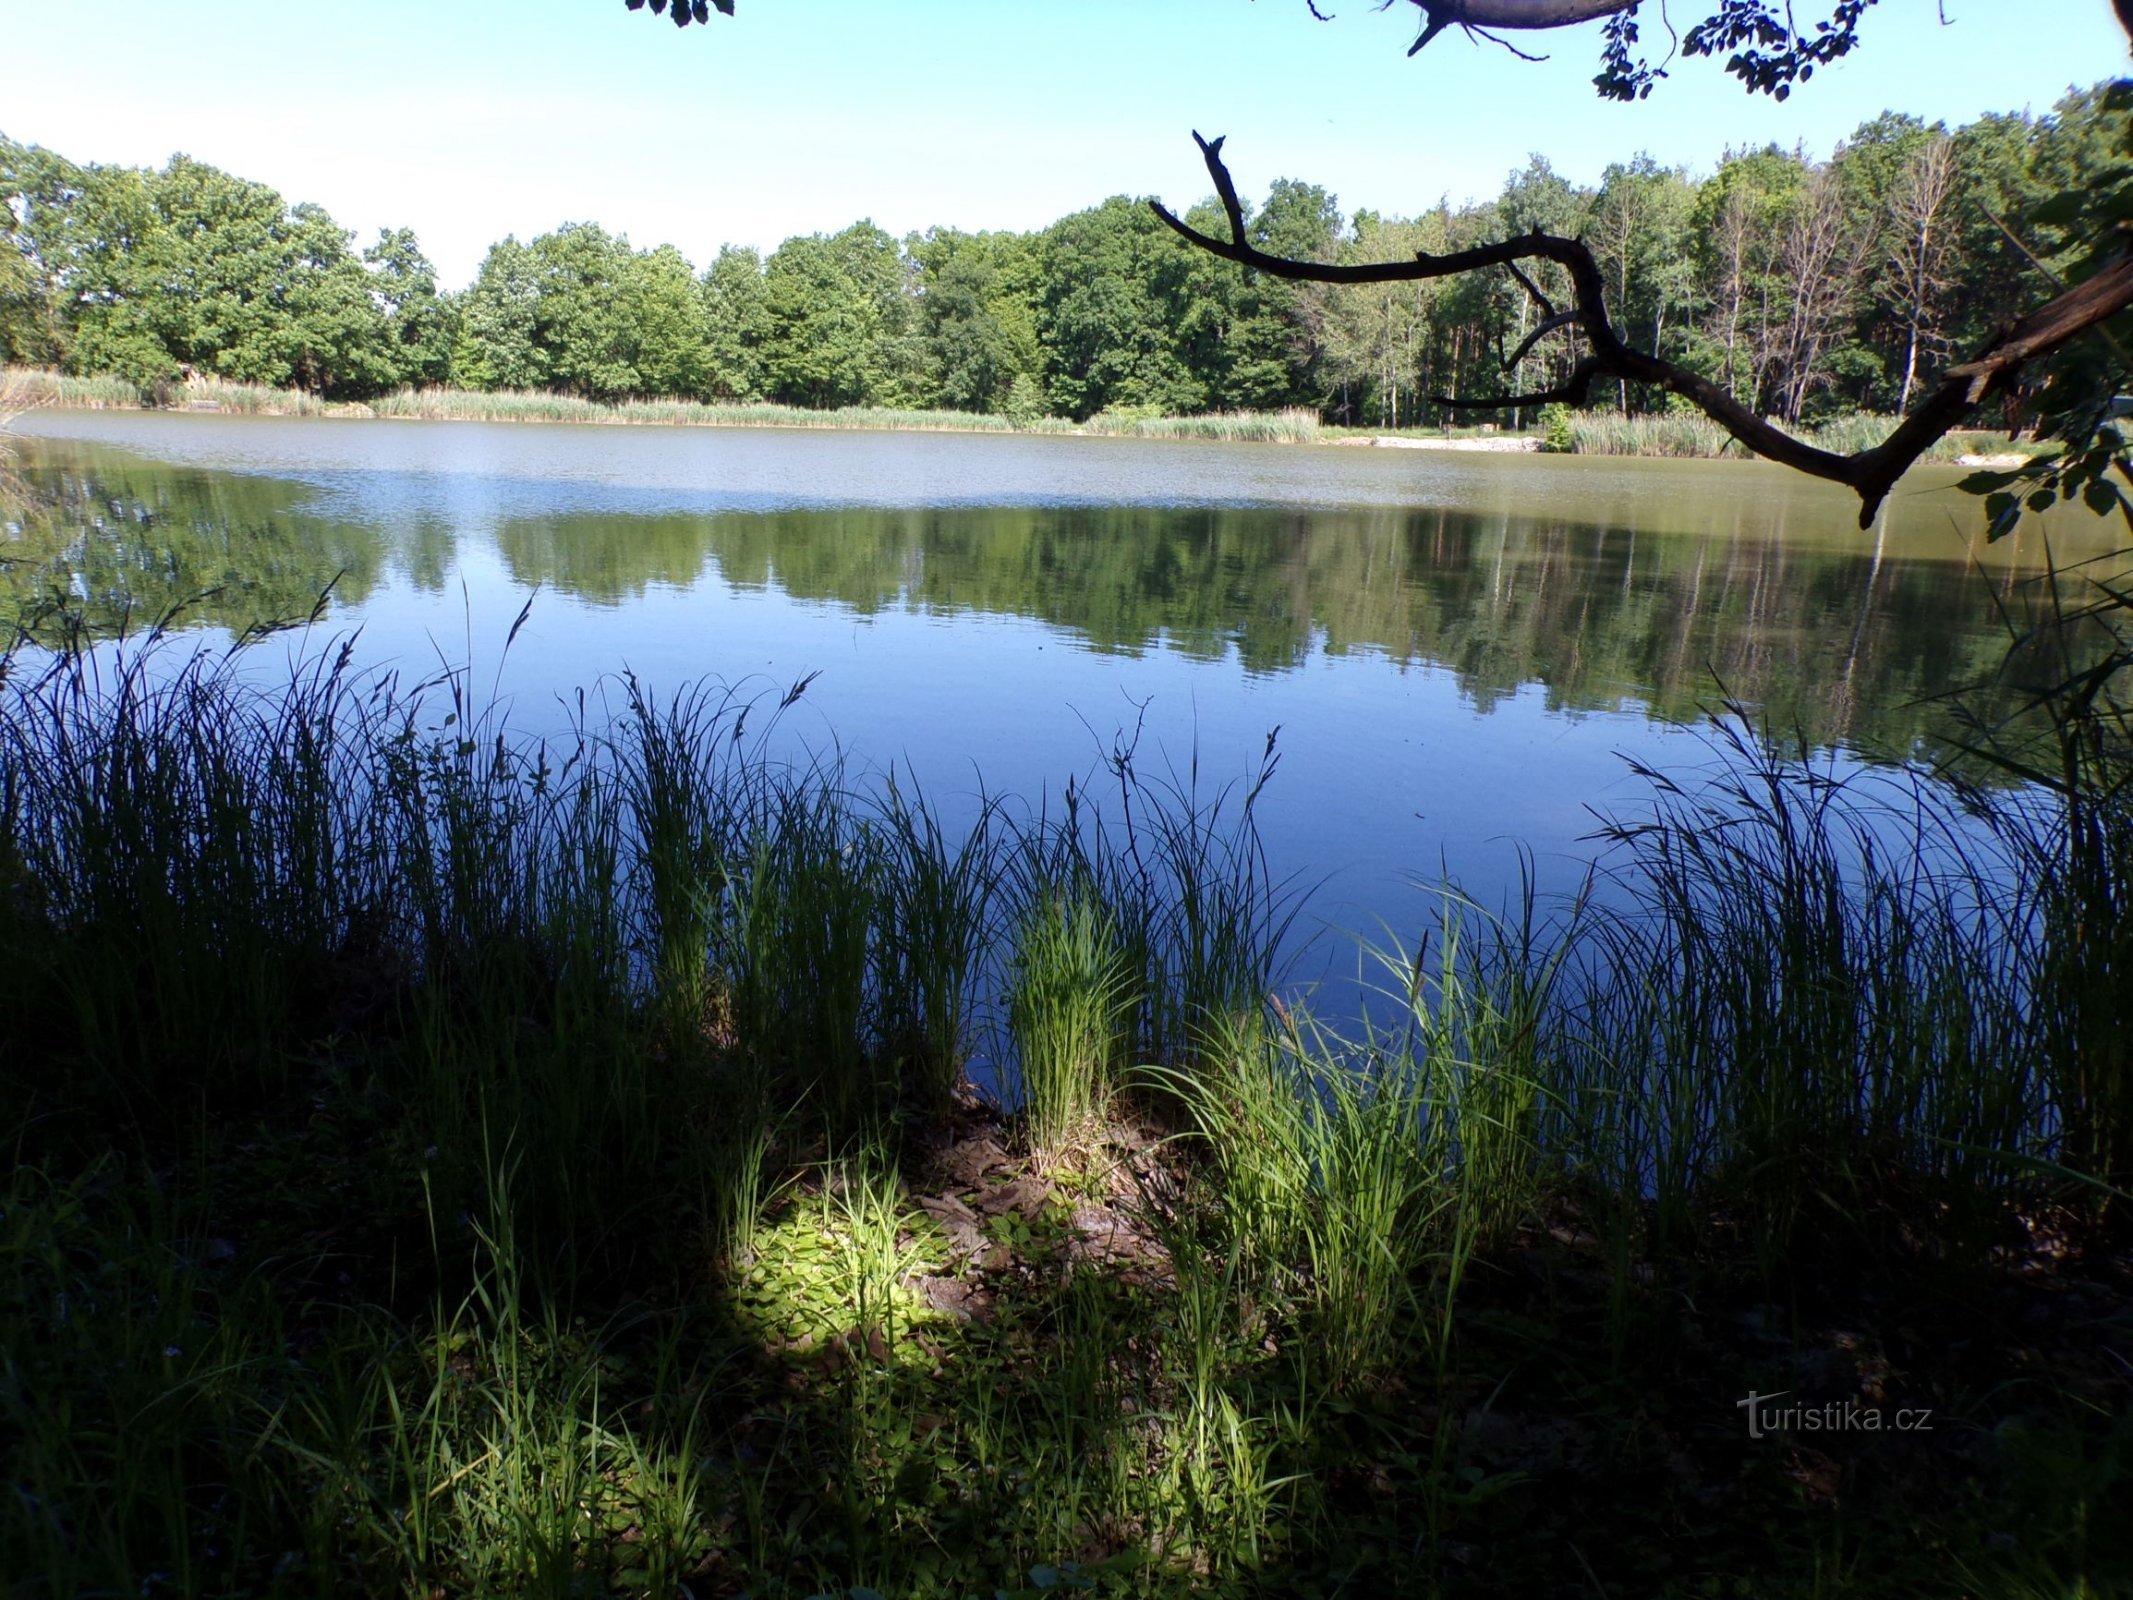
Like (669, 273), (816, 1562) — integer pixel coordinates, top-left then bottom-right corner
(1558, 405), (2046, 462)
(12, 362), (2052, 461)
(0, 364), (1323, 441)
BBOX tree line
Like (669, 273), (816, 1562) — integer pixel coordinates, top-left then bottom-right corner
(1, 83), (2121, 427)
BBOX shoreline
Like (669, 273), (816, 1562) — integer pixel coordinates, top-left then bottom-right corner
(4, 366), (2048, 467)
(2, 621), (2125, 1598)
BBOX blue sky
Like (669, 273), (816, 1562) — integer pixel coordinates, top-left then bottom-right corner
(3, 0), (2126, 287)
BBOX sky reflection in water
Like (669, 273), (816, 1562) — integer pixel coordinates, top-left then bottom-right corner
(8, 411), (2108, 1008)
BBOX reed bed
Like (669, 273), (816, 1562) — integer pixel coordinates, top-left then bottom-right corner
(1, 365), (348, 415)
(1318, 420), (1537, 443)
(1, 611), (2127, 1598)
(370, 387), (1041, 433)
(7, 364), (1326, 444)
(0, 367), (47, 510)
(1, 364), (53, 425)
(19, 363), (2055, 462)
(1083, 407), (1320, 443)
(371, 391), (1322, 442)
(1560, 406), (2052, 462)
(4, 365), (144, 410)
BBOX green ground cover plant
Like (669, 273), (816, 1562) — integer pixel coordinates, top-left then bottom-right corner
(1, 587), (2129, 1597)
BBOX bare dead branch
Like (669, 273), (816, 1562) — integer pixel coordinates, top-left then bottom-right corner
(1506, 308), (1580, 369)
(1469, 24), (1551, 60)
(1433, 355), (1604, 410)
(1192, 132), (1249, 250)
(1151, 135), (2133, 528)
(1505, 259), (1557, 318)
(1402, 0), (1639, 49)
(1407, 12), (1458, 53)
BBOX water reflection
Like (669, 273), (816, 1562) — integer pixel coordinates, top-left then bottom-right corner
(489, 501), (2048, 768)
(3, 446), (384, 638)
(5, 433), (2105, 778)
(7, 423), (2124, 1005)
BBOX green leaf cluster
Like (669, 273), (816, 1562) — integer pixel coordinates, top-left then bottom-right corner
(1, 138), (440, 399)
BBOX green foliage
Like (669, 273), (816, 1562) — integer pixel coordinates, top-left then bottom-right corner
(365, 226), (454, 387)
(1538, 402), (1575, 452)
(1037, 196), (1206, 421)
(699, 242), (772, 400)
(1678, 0), (1882, 100)
(1, 137), (443, 399)
(1008, 877), (1134, 1154)
(11, 84), (2129, 432)
(3, 610), (2131, 1596)
(0, 141), (61, 365)
(911, 227), (1045, 413)
(454, 235), (544, 390)
(624, 242), (714, 399)
(760, 222), (910, 409)
(1002, 370), (1048, 425)
(455, 224), (714, 402)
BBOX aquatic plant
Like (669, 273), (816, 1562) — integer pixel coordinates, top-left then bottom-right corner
(2, 612), (2128, 1598)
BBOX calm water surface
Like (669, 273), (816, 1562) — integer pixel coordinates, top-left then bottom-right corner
(6, 410), (2107, 990)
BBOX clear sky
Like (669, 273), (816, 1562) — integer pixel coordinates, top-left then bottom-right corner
(3, 0), (2126, 287)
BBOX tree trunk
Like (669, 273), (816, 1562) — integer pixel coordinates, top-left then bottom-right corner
(1899, 313), (1921, 413)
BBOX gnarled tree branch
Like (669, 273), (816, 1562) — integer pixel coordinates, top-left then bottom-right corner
(1404, 0), (1636, 54)
(1504, 259), (1557, 319)
(1151, 132), (2133, 529)
(1505, 307), (1580, 370)
(1438, 354), (1605, 412)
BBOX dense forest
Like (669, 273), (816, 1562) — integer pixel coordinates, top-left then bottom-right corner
(2, 82), (2123, 427)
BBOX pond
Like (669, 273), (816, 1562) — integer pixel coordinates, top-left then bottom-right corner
(2, 409), (2106, 998)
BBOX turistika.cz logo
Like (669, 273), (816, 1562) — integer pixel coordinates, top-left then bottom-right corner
(1736, 1391), (1934, 1439)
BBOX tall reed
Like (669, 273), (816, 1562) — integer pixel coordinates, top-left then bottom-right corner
(613, 672), (743, 1041)
(1563, 411), (1749, 458)
(1106, 731), (1299, 1080)
(1007, 873), (1135, 1153)
(1157, 1026), (1445, 1385)
(372, 388), (1037, 432)
(0, 615), (380, 1112)
(1572, 716), (2044, 1261)
(1081, 408), (1320, 444)
(1945, 557), (2133, 1198)
(875, 775), (1002, 1111)
(3, 600), (2127, 1596)
(1562, 406), (2047, 463)
(1, 365), (147, 410)
(719, 759), (885, 1131)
